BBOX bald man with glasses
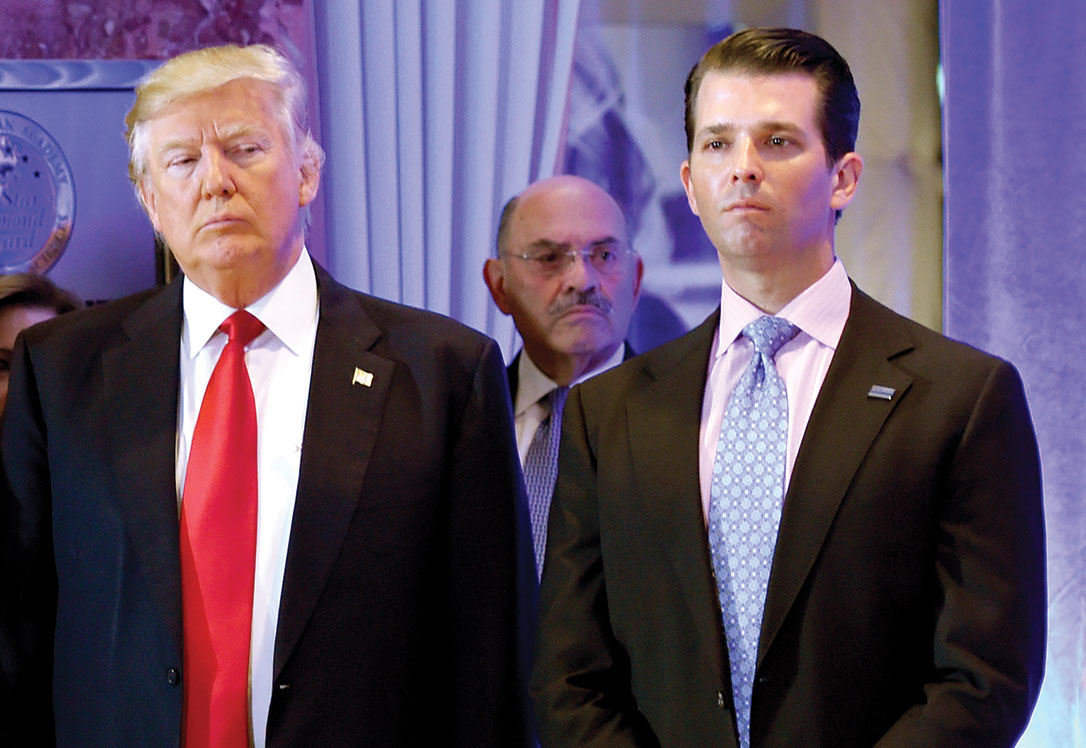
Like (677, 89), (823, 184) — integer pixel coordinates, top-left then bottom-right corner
(484, 175), (644, 578)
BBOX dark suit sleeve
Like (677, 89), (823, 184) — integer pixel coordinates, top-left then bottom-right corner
(530, 385), (661, 747)
(446, 338), (535, 747)
(0, 334), (58, 745)
(875, 360), (1046, 747)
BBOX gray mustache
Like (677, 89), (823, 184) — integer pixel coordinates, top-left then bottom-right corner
(549, 290), (613, 317)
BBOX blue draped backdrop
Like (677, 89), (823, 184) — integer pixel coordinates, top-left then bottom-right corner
(941, 2), (1086, 744)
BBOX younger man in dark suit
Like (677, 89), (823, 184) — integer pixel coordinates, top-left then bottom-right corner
(531, 28), (1045, 747)
(1, 44), (529, 747)
(484, 175), (643, 576)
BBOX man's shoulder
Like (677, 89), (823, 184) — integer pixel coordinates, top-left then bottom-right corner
(317, 278), (499, 388)
(346, 289), (491, 349)
(21, 285), (171, 353)
(849, 287), (1010, 372)
(578, 311), (717, 398)
(317, 269), (491, 348)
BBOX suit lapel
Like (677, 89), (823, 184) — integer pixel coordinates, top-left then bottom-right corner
(627, 312), (727, 674)
(507, 351), (520, 399)
(273, 266), (395, 679)
(100, 281), (185, 652)
(759, 288), (915, 663)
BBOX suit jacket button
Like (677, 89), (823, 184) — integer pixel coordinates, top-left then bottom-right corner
(167, 668), (181, 686)
(716, 691), (725, 708)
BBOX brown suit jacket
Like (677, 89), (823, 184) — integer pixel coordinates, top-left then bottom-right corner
(531, 286), (1045, 747)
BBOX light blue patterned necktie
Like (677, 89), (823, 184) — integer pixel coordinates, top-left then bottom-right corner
(524, 386), (569, 580)
(708, 315), (800, 748)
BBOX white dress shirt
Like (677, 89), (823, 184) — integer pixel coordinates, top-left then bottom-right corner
(513, 344), (627, 466)
(698, 259), (852, 521)
(175, 248), (319, 748)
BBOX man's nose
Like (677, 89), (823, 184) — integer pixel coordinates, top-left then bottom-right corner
(199, 149), (237, 199)
(730, 136), (763, 185)
(562, 249), (599, 291)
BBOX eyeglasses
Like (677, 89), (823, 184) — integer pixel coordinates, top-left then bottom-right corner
(505, 244), (632, 277)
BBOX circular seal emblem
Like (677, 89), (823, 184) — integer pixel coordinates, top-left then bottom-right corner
(0, 110), (76, 273)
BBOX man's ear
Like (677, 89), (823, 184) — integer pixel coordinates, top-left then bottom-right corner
(298, 151), (321, 207)
(483, 258), (512, 315)
(830, 152), (863, 213)
(680, 159), (700, 216)
(630, 252), (645, 303)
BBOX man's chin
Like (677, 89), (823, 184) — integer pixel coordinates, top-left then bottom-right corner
(551, 327), (618, 357)
(186, 238), (267, 269)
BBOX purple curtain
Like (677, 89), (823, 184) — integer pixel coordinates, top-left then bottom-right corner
(941, 2), (1086, 743)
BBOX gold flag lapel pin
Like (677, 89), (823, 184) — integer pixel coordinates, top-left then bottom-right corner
(352, 367), (374, 388)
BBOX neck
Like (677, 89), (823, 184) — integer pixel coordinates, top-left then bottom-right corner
(528, 343), (620, 387)
(187, 242), (304, 309)
(720, 247), (834, 314)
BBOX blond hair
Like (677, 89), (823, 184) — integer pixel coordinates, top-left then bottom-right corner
(124, 44), (324, 201)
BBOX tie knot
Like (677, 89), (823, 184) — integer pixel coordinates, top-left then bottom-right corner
(545, 386), (570, 423)
(742, 315), (799, 358)
(548, 386), (570, 410)
(219, 310), (265, 347)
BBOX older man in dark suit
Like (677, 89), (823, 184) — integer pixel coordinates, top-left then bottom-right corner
(484, 175), (643, 578)
(1, 44), (530, 747)
(531, 28), (1045, 748)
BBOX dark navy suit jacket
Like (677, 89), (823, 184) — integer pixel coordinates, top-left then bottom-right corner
(1, 261), (533, 747)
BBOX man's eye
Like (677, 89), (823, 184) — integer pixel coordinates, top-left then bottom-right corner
(167, 156), (196, 168)
(593, 248), (616, 263)
(707, 140), (724, 150)
(769, 136), (790, 146)
(533, 252), (562, 265)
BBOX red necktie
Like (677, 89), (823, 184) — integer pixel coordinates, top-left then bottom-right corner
(180, 310), (265, 748)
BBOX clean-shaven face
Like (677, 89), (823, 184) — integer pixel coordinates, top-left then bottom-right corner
(139, 77), (318, 305)
(681, 72), (851, 279)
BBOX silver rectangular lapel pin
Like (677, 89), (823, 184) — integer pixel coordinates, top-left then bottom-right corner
(867, 384), (896, 401)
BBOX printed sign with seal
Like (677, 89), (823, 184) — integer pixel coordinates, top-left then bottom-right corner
(0, 110), (76, 273)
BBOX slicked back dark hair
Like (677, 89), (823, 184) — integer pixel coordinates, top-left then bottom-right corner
(684, 27), (860, 166)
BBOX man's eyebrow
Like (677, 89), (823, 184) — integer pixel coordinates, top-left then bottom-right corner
(758, 120), (805, 134)
(694, 123), (735, 140)
(529, 236), (622, 251)
(218, 124), (272, 142)
(156, 136), (199, 155)
(156, 125), (271, 155)
(529, 239), (570, 252)
(695, 120), (804, 139)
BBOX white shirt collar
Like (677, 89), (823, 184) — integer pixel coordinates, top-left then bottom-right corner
(716, 258), (851, 356)
(513, 343), (626, 418)
(182, 247), (319, 356)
